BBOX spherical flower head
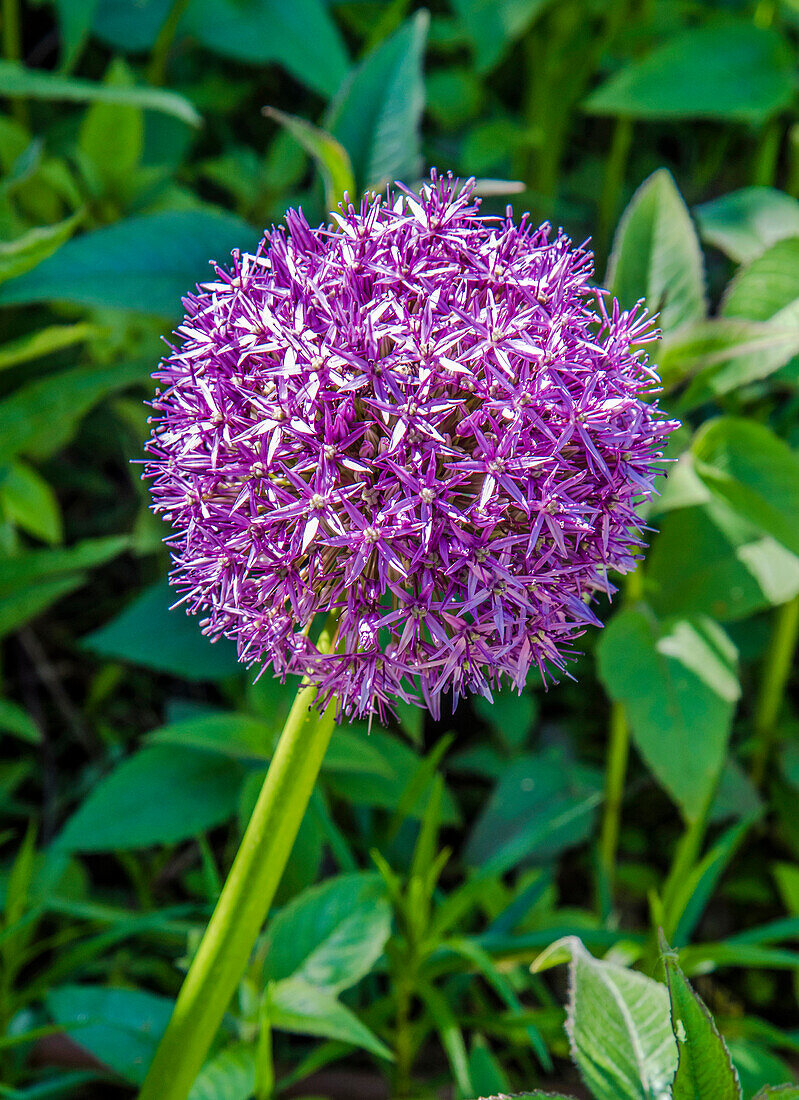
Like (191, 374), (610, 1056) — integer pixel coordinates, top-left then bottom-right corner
(145, 171), (677, 721)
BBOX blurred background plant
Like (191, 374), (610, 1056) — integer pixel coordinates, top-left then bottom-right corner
(3, 0), (799, 1096)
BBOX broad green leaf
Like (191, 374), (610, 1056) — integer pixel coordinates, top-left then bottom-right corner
(0, 360), (149, 463)
(0, 60), (199, 125)
(465, 749), (602, 870)
(606, 170), (705, 335)
(0, 575), (86, 638)
(327, 12), (428, 191)
(695, 187), (799, 265)
(0, 699), (40, 744)
(692, 418), (799, 559)
(46, 985), (173, 1084)
(264, 107), (354, 212)
(0, 212), (81, 285)
(187, 1045), (255, 1100)
(597, 608), (739, 820)
(183, 0), (349, 99)
(82, 581), (240, 681)
(147, 711), (393, 777)
(0, 210), (253, 319)
(556, 937), (677, 1100)
(263, 872), (391, 993)
(78, 59), (143, 195)
(92, 0), (171, 52)
(57, 745), (245, 850)
(0, 536), (128, 598)
(0, 461), (62, 543)
(663, 945), (742, 1099)
(584, 24), (794, 124)
(0, 322), (98, 373)
(722, 238), (799, 322)
(451, 0), (552, 73)
(268, 977), (392, 1059)
(659, 319), (799, 412)
(646, 500), (799, 622)
(54, 0), (99, 70)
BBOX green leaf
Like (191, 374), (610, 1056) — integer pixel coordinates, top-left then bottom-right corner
(46, 985), (173, 1084)
(451, 0), (552, 73)
(597, 608), (740, 820)
(264, 107), (354, 212)
(0, 699), (40, 744)
(82, 580), (240, 681)
(729, 1041), (796, 1100)
(57, 745), (245, 851)
(327, 12), (428, 191)
(556, 937), (677, 1100)
(465, 749), (602, 870)
(646, 500), (799, 622)
(263, 872), (391, 993)
(0, 536), (128, 599)
(722, 237), (799, 322)
(606, 169), (705, 335)
(0, 212), (81, 285)
(0, 60), (200, 126)
(0, 461), (62, 543)
(183, 0), (349, 98)
(662, 943), (742, 1099)
(0, 323), (99, 374)
(92, 0), (171, 52)
(268, 977), (392, 1059)
(692, 417), (799, 559)
(187, 1045), (255, 1100)
(659, 319), (799, 412)
(0, 210), (253, 319)
(53, 0), (99, 70)
(0, 575), (86, 638)
(753, 1088), (799, 1099)
(695, 187), (799, 265)
(78, 59), (143, 195)
(584, 23), (794, 124)
(0, 360), (149, 463)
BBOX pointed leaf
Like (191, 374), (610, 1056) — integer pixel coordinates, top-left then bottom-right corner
(264, 107), (354, 212)
(695, 187), (799, 265)
(0, 212), (81, 285)
(268, 978), (391, 1059)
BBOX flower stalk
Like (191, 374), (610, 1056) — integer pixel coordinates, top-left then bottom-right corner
(750, 593), (799, 789)
(138, 620), (338, 1100)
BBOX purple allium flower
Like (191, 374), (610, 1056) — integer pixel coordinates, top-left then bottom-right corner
(145, 172), (676, 721)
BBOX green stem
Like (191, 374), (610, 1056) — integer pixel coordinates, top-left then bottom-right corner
(660, 766), (722, 925)
(146, 0), (192, 85)
(598, 701), (630, 889)
(750, 593), (799, 788)
(596, 118), (633, 270)
(752, 119), (783, 187)
(1, 0), (27, 125)
(138, 625), (338, 1100)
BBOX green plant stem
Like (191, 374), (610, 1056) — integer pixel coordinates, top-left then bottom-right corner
(660, 768), (722, 924)
(147, 0), (193, 85)
(138, 624), (338, 1100)
(596, 118), (633, 267)
(598, 700), (630, 888)
(750, 593), (799, 789)
(752, 119), (783, 187)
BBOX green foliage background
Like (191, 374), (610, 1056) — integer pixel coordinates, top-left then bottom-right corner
(3, 0), (799, 1096)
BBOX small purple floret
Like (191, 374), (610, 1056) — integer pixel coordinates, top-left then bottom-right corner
(145, 172), (676, 721)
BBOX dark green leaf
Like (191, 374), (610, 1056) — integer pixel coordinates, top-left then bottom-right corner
(53, 0), (98, 70)
(327, 12), (428, 190)
(695, 187), (799, 265)
(606, 169), (705, 335)
(0, 322), (99, 374)
(263, 872), (391, 993)
(450, 0), (552, 73)
(0, 575), (86, 639)
(57, 745), (245, 850)
(82, 581), (240, 681)
(0, 699), (40, 744)
(0, 210), (254, 319)
(0, 212), (81, 285)
(0, 60), (200, 125)
(0, 460), (63, 543)
(663, 943), (742, 1099)
(597, 608), (739, 820)
(584, 24), (794, 124)
(0, 536), (128, 599)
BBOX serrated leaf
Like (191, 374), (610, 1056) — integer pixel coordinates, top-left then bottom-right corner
(597, 608), (739, 820)
(662, 945), (742, 1099)
(695, 187), (799, 265)
(263, 872), (391, 993)
(606, 169), (705, 335)
(0, 60), (199, 125)
(584, 24), (794, 124)
(558, 937), (677, 1100)
(327, 12), (428, 190)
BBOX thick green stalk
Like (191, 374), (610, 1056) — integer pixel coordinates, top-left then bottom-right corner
(750, 593), (799, 788)
(138, 625), (338, 1100)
